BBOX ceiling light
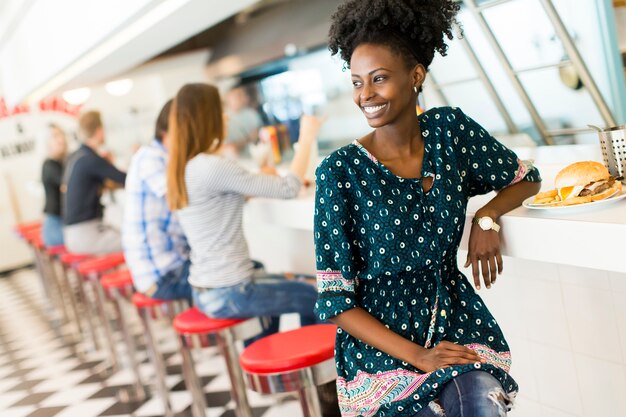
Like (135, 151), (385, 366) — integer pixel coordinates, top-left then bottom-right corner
(62, 87), (91, 105)
(284, 43), (297, 57)
(105, 78), (133, 96)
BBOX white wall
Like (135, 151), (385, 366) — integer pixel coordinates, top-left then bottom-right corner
(0, 107), (79, 271)
(473, 256), (626, 417)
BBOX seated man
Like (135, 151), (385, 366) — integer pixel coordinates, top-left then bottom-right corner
(122, 100), (191, 300)
(63, 111), (126, 254)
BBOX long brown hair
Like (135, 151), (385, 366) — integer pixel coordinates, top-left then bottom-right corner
(167, 83), (224, 210)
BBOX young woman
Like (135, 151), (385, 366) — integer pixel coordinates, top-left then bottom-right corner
(314, 1), (542, 416)
(166, 83), (323, 338)
(41, 124), (68, 247)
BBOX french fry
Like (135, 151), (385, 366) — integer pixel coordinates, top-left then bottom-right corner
(554, 195), (592, 206)
(533, 189), (558, 204)
(537, 189), (558, 199)
(533, 197), (558, 205)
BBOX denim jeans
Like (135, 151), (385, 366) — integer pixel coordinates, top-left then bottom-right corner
(152, 260), (192, 302)
(193, 275), (321, 344)
(414, 371), (509, 417)
(42, 214), (64, 247)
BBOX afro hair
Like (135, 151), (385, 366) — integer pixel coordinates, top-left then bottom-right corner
(328, 0), (460, 69)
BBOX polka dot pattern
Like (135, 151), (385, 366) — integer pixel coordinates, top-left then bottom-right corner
(313, 107), (541, 417)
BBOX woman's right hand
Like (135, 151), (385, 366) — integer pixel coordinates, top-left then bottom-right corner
(416, 341), (484, 373)
(298, 115), (325, 144)
(260, 165), (278, 176)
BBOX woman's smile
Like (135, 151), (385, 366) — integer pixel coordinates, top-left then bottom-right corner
(362, 103), (388, 116)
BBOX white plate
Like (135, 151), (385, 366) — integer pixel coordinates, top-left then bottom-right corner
(522, 190), (626, 213)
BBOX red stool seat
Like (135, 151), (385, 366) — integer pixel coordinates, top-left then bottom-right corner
(240, 324), (337, 374)
(60, 252), (92, 266)
(22, 228), (41, 243)
(30, 235), (45, 250)
(15, 221), (42, 238)
(173, 307), (245, 334)
(47, 245), (67, 256)
(101, 269), (133, 290)
(132, 292), (168, 309)
(77, 252), (125, 275)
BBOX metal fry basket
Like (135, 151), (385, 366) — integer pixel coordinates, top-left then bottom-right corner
(597, 125), (626, 183)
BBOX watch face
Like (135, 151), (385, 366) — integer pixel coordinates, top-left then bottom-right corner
(479, 217), (493, 230)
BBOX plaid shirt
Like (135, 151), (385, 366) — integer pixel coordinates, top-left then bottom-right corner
(122, 140), (189, 292)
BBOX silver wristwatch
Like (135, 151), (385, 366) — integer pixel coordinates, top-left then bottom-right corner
(473, 216), (500, 233)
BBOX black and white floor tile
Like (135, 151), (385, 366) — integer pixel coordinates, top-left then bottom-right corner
(0, 267), (302, 417)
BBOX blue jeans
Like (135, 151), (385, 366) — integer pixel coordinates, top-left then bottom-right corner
(193, 275), (321, 345)
(42, 214), (64, 247)
(415, 371), (509, 417)
(152, 260), (192, 302)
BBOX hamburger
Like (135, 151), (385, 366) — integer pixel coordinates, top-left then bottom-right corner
(553, 161), (622, 206)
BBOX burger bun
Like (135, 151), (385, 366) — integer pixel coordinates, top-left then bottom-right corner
(554, 161), (609, 189)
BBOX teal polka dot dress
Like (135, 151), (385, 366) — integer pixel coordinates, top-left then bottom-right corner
(314, 107), (541, 417)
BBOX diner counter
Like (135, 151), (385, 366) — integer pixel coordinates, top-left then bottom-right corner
(243, 144), (626, 274)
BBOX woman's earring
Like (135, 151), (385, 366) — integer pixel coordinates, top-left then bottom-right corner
(413, 86), (418, 93)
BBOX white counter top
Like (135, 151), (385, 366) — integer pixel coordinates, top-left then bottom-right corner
(244, 144), (626, 274)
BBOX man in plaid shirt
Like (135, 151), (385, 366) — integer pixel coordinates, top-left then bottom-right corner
(122, 100), (191, 300)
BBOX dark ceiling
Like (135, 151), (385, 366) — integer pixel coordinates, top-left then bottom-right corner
(152, 0), (298, 62)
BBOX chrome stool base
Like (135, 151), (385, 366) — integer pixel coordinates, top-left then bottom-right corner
(177, 315), (263, 417)
(243, 359), (337, 417)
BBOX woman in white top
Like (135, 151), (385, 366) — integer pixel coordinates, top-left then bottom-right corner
(166, 83), (323, 339)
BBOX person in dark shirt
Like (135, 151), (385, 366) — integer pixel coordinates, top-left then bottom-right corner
(63, 111), (126, 254)
(41, 124), (68, 247)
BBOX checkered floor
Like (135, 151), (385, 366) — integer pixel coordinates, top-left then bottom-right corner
(0, 267), (303, 417)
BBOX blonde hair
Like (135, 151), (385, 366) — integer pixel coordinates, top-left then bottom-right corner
(78, 111), (103, 140)
(167, 83), (224, 210)
(47, 124), (67, 160)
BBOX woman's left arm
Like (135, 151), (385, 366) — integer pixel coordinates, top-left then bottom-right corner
(456, 108), (542, 290)
(464, 180), (541, 290)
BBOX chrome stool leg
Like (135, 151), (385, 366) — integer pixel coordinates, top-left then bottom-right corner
(57, 263), (84, 338)
(89, 273), (119, 371)
(43, 253), (72, 326)
(138, 307), (173, 417)
(72, 267), (101, 350)
(298, 369), (323, 417)
(32, 248), (62, 326)
(178, 334), (208, 417)
(110, 289), (145, 400)
(216, 331), (253, 417)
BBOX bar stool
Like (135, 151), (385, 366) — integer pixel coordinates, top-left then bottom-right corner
(46, 245), (77, 320)
(20, 228), (69, 326)
(59, 252), (98, 348)
(239, 324), (338, 417)
(133, 292), (188, 417)
(172, 307), (263, 417)
(60, 252), (93, 265)
(17, 225), (53, 298)
(76, 252), (126, 370)
(43, 244), (83, 338)
(100, 269), (145, 400)
(14, 221), (42, 238)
